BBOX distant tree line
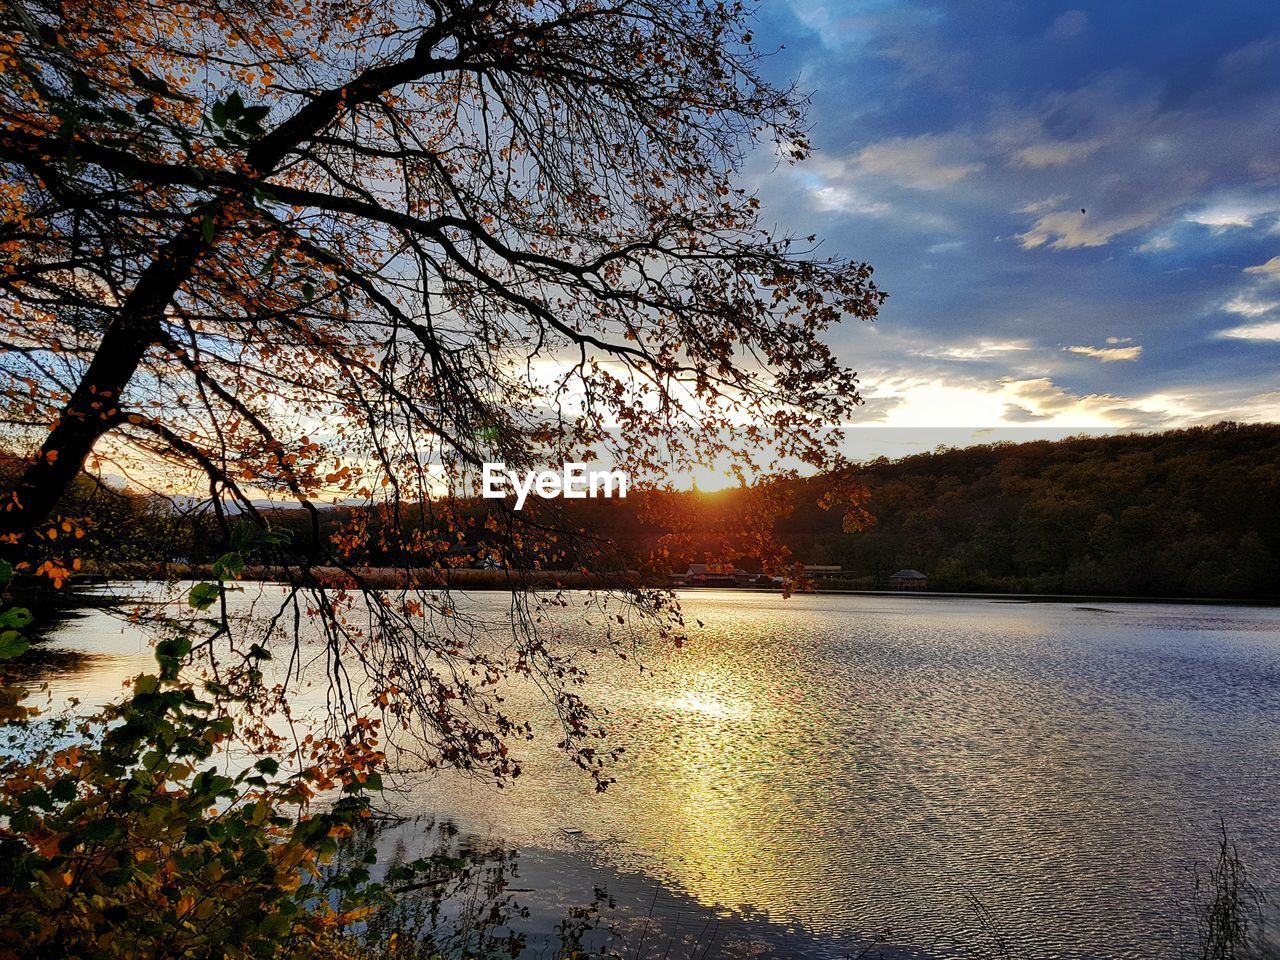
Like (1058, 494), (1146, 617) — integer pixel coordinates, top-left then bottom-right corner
(6, 422), (1278, 599)
(781, 422), (1280, 598)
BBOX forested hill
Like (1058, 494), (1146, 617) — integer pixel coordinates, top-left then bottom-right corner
(780, 422), (1280, 598)
(6, 423), (1278, 600)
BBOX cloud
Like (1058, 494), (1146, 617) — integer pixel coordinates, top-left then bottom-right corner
(1223, 295), (1280, 317)
(999, 378), (1176, 427)
(992, 68), (1280, 252)
(1239, 391), (1280, 421)
(1002, 378), (1089, 414)
(754, 5), (1280, 433)
(1218, 320), (1280, 341)
(781, 0), (945, 54)
(1136, 232), (1177, 253)
(1001, 403), (1053, 422)
(1017, 194), (1068, 214)
(1045, 10), (1088, 41)
(808, 183), (892, 216)
(915, 339), (1032, 361)
(856, 375), (1200, 430)
(859, 378), (1007, 427)
(1065, 344), (1144, 362)
(1215, 37), (1280, 78)
(1012, 138), (1104, 168)
(1185, 195), (1280, 232)
(1244, 255), (1280, 276)
(1207, 268), (1280, 343)
(1017, 209), (1162, 249)
(854, 135), (983, 189)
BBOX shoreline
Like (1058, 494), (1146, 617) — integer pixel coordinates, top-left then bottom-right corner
(727, 586), (1280, 607)
(68, 566), (1280, 607)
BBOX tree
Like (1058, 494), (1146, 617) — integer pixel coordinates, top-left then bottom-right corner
(0, 0), (882, 779)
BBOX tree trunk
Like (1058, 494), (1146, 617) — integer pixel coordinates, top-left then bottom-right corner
(1, 39), (456, 563)
(0, 220), (207, 560)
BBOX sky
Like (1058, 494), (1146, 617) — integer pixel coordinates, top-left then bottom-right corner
(741, 0), (1280, 442)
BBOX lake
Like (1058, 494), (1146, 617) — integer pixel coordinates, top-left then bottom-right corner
(24, 587), (1280, 958)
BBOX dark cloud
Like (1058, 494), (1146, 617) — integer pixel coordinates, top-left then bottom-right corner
(743, 0), (1280, 429)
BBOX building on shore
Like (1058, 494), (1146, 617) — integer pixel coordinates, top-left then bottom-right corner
(671, 563), (754, 586)
(803, 564), (844, 581)
(888, 569), (928, 591)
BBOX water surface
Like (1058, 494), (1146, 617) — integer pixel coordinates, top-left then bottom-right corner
(29, 588), (1280, 958)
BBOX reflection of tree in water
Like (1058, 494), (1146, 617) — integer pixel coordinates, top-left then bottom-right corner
(0, 588), (121, 686)
(330, 818), (739, 960)
(334, 818), (1277, 960)
(0, 643), (104, 686)
(330, 818), (618, 959)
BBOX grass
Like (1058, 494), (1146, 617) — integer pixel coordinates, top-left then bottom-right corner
(1188, 820), (1270, 960)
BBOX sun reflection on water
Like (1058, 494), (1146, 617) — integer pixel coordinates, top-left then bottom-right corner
(27, 588), (1280, 958)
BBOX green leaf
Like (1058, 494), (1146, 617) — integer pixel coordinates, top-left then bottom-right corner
(69, 70), (100, 100)
(100, 868), (133, 889)
(83, 818), (119, 843)
(135, 674), (160, 695)
(0, 631), (29, 660)
(230, 522), (258, 551)
(201, 214), (216, 244)
(257, 248), (279, 276)
(213, 551), (245, 580)
(0, 606), (33, 629)
(0, 560), (11, 586)
(127, 65), (182, 99)
(19, 786), (52, 810)
(188, 582), (221, 610)
(241, 104), (270, 131)
(104, 106), (137, 127)
(156, 635), (193, 661)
